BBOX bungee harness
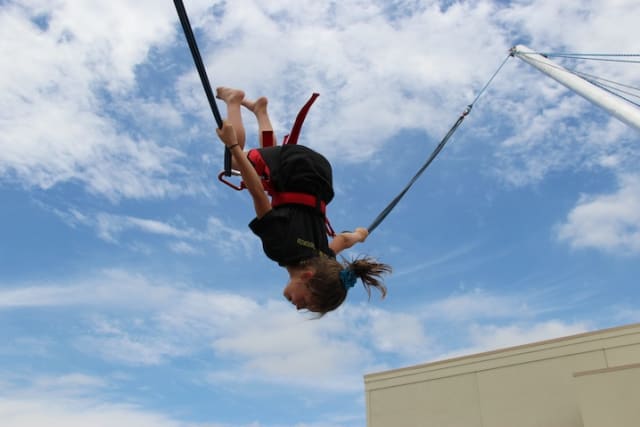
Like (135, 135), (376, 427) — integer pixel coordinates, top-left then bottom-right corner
(220, 93), (336, 237)
(216, 92), (334, 236)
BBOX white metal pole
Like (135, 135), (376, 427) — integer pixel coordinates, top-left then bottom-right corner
(512, 45), (640, 132)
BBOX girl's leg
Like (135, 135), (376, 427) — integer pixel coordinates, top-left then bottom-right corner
(242, 97), (277, 147)
(216, 87), (246, 148)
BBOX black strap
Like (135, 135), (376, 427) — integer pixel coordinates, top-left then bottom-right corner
(367, 53), (512, 233)
(173, 0), (233, 175)
(367, 109), (469, 233)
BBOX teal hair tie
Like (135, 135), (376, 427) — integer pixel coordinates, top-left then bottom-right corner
(340, 268), (358, 290)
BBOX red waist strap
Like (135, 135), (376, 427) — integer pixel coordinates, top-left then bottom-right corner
(271, 192), (326, 215)
(270, 192), (335, 237)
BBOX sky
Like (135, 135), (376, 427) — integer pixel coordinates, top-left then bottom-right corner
(1, 0), (639, 426)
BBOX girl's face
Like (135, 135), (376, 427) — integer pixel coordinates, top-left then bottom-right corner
(283, 274), (313, 310)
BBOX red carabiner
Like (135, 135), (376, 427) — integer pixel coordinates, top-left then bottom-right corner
(217, 171), (245, 191)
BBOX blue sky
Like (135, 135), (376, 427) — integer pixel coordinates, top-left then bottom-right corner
(1, 0), (639, 426)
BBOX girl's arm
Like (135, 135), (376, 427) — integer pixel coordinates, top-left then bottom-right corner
(329, 227), (369, 254)
(217, 121), (272, 218)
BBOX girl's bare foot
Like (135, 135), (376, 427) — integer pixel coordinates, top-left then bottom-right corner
(241, 96), (268, 115)
(216, 87), (245, 104)
(242, 96), (275, 147)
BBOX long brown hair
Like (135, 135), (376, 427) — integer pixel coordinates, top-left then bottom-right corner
(302, 255), (391, 315)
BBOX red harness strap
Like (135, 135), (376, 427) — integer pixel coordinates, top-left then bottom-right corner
(271, 191), (336, 237)
(283, 92), (319, 145)
(261, 93), (320, 148)
(271, 192), (326, 214)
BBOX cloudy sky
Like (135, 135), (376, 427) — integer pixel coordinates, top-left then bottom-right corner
(1, 0), (639, 426)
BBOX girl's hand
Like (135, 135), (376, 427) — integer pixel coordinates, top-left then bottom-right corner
(329, 227), (369, 254)
(355, 227), (369, 242)
(216, 120), (238, 147)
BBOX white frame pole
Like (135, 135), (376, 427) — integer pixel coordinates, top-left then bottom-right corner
(512, 45), (640, 132)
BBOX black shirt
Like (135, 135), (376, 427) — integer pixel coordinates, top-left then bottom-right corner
(250, 205), (335, 267)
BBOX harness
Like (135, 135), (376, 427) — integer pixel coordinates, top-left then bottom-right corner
(218, 93), (335, 236)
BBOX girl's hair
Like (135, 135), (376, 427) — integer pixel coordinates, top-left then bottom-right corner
(302, 255), (391, 315)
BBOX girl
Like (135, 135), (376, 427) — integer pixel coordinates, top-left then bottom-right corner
(215, 87), (391, 315)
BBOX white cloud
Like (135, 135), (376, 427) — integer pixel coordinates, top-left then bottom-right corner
(93, 213), (194, 242)
(204, 302), (431, 391)
(467, 320), (589, 351)
(0, 383), (349, 427)
(205, 216), (257, 257)
(435, 320), (590, 361)
(45, 207), (257, 257)
(612, 306), (640, 324)
(0, 397), (217, 427)
(364, 307), (431, 356)
(393, 243), (479, 277)
(556, 174), (640, 254)
(0, 372), (210, 427)
(169, 241), (200, 254)
(76, 333), (190, 366)
(0, 1), (189, 200)
(132, 99), (185, 129)
(1, 0), (177, 90)
(28, 373), (108, 397)
(0, 269), (209, 312)
(423, 288), (534, 322)
(0, 284), (81, 308)
(497, 0), (640, 54)
(0, 269), (427, 391)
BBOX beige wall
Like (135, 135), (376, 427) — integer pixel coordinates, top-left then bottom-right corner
(365, 323), (640, 427)
(574, 363), (640, 427)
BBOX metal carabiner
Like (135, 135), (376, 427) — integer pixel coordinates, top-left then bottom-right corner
(217, 170), (245, 191)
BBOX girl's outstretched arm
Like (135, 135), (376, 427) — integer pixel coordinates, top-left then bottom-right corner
(217, 120), (272, 218)
(329, 227), (369, 254)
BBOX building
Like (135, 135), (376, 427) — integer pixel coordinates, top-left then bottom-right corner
(364, 323), (640, 427)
